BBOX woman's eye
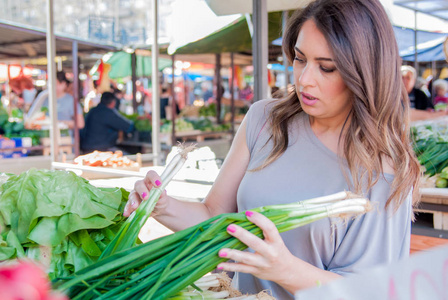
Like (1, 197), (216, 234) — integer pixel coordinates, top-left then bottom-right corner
(320, 66), (336, 73)
(294, 56), (305, 63)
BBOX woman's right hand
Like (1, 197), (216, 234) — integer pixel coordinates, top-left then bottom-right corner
(123, 170), (169, 217)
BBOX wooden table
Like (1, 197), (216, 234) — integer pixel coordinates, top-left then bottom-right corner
(410, 234), (448, 254)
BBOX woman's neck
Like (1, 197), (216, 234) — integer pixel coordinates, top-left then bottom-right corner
(308, 114), (351, 154)
(56, 91), (65, 99)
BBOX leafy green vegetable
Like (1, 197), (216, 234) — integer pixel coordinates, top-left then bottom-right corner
(412, 122), (448, 178)
(0, 169), (130, 279)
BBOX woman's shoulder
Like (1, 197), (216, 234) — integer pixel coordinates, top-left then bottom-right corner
(247, 99), (277, 119)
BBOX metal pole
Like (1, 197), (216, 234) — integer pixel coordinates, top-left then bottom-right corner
(46, 0), (59, 162)
(252, 0), (268, 102)
(131, 52), (138, 112)
(6, 64), (11, 116)
(215, 53), (222, 124)
(72, 41), (80, 157)
(171, 54), (176, 146)
(414, 11), (419, 76)
(230, 52), (235, 138)
(282, 11), (289, 95)
(431, 60), (436, 103)
(151, 0), (161, 165)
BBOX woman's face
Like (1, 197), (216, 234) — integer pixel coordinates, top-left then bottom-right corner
(293, 20), (352, 122)
(401, 71), (415, 94)
(56, 80), (67, 95)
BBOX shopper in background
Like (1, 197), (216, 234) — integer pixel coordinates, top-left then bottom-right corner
(83, 80), (101, 113)
(26, 71), (84, 133)
(433, 79), (448, 106)
(81, 92), (133, 153)
(401, 65), (446, 121)
(125, 0), (421, 298)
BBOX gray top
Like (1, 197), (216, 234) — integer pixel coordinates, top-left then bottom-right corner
(42, 93), (81, 121)
(234, 100), (412, 299)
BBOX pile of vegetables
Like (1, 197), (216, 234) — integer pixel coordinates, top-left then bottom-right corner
(54, 191), (370, 299)
(199, 103), (217, 117)
(187, 117), (231, 132)
(412, 122), (448, 179)
(161, 119), (195, 133)
(0, 169), (130, 280)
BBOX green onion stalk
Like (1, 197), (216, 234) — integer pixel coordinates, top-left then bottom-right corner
(54, 191), (371, 300)
(100, 144), (196, 259)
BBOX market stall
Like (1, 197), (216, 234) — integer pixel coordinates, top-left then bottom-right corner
(412, 116), (448, 230)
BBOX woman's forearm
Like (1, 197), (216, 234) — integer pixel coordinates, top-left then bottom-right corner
(153, 195), (214, 232)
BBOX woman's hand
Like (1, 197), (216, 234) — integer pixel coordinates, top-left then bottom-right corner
(216, 211), (296, 285)
(123, 170), (168, 217)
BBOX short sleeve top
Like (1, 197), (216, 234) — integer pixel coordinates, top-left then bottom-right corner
(233, 99), (412, 299)
(42, 93), (82, 121)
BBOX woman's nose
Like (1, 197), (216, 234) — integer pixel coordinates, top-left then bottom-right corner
(298, 64), (316, 88)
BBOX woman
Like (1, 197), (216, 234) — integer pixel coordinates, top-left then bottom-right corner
(124, 0), (421, 298)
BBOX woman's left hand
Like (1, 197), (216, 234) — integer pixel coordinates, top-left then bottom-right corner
(216, 211), (295, 283)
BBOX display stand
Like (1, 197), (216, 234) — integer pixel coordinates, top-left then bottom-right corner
(418, 188), (448, 230)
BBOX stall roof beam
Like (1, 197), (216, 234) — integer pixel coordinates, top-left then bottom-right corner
(0, 19), (118, 60)
(394, 0), (448, 21)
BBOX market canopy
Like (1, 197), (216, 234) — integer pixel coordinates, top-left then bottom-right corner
(169, 11), (284, 59)
(400, 37), (447, 62)
(91, 51), (172, 79)
(0, 19), (117, 62)
(394, 26), (448, 62)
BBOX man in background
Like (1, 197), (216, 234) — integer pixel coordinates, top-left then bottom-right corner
(81, 92), (134, 153)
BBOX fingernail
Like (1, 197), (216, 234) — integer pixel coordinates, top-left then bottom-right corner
(217, 266), (224, 270)
(141, 192), (147, 199)
(227, 225), (236, 233)
(219, 251), (227, 257)
(155, 180), (161, 187)
(245, 211), (254, 217)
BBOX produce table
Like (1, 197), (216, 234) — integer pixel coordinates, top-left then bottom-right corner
(160, 130), (232, 146)
(418, 188), (448, 230)
(88, 166), (217, 202)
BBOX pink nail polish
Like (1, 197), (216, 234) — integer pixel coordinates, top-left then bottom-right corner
(245, 211), (254, 217)
(227, 225), (236, 233)
(155, 180), (161, 187)
(141, 192), (147, 199)
(219, 251), (227, 257)
(217, 266), (224, 270)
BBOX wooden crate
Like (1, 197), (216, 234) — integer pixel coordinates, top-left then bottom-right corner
(40, 136), (73, 156)
(416, 188), (448, 230)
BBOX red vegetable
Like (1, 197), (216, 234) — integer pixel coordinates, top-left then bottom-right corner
(0, 260), (68, 300)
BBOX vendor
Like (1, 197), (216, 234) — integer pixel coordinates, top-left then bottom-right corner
(81, 92), (134, 153)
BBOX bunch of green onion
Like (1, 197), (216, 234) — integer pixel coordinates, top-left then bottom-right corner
(100, 145), (196, 259)
(54, 191), (371, 300)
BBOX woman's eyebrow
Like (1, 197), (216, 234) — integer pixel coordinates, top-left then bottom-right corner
(294, 46), (333, 62)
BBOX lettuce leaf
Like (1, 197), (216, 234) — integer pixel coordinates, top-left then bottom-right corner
(0, 169), (130, 279)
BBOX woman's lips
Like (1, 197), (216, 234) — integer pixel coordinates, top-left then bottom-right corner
(301, 92), (319, 106)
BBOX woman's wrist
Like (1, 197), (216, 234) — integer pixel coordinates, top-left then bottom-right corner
(152, 193), (171, 217)
(275, 256), (342, 294)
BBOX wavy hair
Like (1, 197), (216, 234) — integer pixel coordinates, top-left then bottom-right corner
(261, 0), (420, 208)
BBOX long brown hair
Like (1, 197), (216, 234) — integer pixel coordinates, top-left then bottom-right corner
(263, 0), (420, 208)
